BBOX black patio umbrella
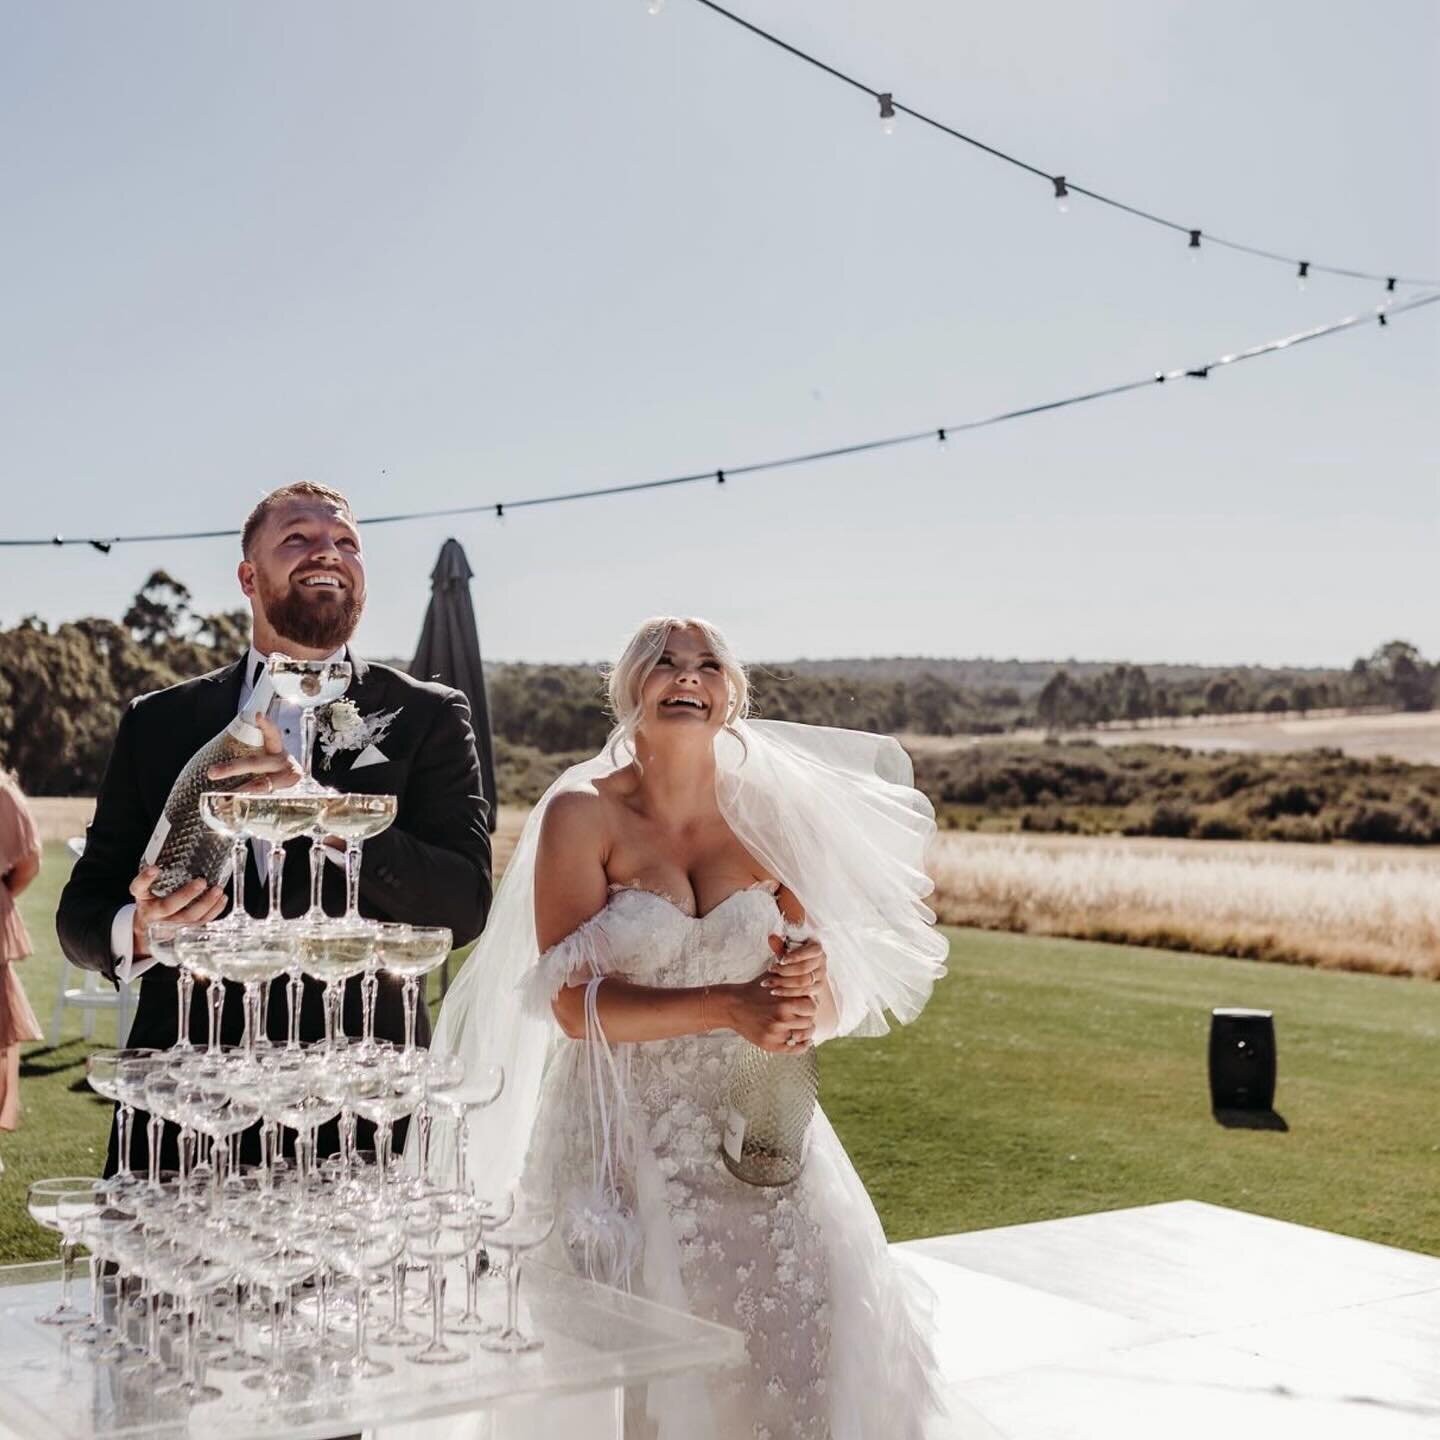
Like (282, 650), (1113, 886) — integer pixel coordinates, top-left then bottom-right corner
(410, 538), (498, 833)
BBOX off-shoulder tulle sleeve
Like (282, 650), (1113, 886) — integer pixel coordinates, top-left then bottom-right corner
(517, 909), (622, 1021)
(0, 786), (40, 877)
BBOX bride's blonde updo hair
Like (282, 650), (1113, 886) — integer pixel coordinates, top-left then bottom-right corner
(605, 616), (750, 758)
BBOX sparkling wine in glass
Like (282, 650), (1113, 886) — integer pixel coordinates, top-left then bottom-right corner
(376, 924), (452, 1059)
(267, 653), (352, 794)
(236, 792), (327, 924)
(199, 791), (250, 931)
(319, 792), (398, 929)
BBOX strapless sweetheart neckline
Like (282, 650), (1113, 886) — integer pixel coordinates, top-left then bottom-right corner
(606, 878), (779, 924)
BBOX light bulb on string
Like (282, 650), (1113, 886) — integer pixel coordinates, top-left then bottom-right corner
(646, 0), (665, 13)
(1296, 260), (1309, 292)
(877, 93), (896, 136)
(1052, 176), (1069, 215)
(1188, 229), (1202, 265)
(936, 428), (948, 449)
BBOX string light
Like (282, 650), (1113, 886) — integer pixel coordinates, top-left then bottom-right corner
(937, 428), (948, 448)
(646, 0), (665, 13)
(877, 93), (896, 135)
(686, 0), (1438, 292)
(4, 293), (1433, 554)
(1188, 229), (1202, 264)
(1297, 261), (1310, 292)
(1052, 176), (1069, 215)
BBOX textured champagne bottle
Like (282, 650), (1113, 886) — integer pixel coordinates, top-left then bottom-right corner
(720, 925), (820, 1187)
(142, 673), (276, 898)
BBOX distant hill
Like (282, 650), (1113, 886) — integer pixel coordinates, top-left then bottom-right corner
(766, 656), (1349, 699)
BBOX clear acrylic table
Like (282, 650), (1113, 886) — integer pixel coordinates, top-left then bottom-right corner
(0, 1260), (744, 1440)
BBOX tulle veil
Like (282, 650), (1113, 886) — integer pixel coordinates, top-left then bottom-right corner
(432, 717), (950, 1194)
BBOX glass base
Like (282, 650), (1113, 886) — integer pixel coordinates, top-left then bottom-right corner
(35, 1305), (85, 1326)
(157, 1378), (224, 1403)
(370, 1323), (425, 1349)
(331, 1352), (393, 1380)
(476, 1329), (543, 1354)
(446, 1314), (498, 1337)
(411, 1342), (467, 1365)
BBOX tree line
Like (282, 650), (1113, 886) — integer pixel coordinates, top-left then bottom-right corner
(0, 571), (1432, 796)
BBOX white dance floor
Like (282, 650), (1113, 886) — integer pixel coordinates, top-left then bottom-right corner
(896, 1200), (1440, 1440)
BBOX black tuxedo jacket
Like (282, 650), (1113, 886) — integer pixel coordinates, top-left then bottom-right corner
(56, 653), (492, 1171)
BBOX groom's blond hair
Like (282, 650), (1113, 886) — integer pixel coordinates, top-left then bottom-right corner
(241, 481), (354, 557)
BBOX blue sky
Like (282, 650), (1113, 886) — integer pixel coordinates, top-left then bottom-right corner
(1, 0), (1435, 667)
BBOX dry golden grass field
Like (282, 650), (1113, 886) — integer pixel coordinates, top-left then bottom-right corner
(929, 831), (1440, 980)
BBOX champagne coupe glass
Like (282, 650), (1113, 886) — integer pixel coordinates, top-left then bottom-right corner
(319, 1205), (407, 1379)
(215, 930), (295, 1061)
(376, 924), (453, 1061)
(76, 1208), (141, 1359)
(476, 1191), (558, 1354)
(319, 792), (397, 931)
(240, 1236), (322, 1399)
(152, 1246), (237, 1403)
(86, 1047), (158, 1188)
(297, 922), (376, 1050)
(174, 926), (231, 1060)
(348, 1065), (424, 1185)
(403, 1191), (488, 1364)
(27, 1177), (104, 1324)
(146, 918), (197, 1050)
(236, 792), (328, 925)
(115, 1052), (172, 1189)
(267, 653), (352, 795)
(199, 791), (251, 931)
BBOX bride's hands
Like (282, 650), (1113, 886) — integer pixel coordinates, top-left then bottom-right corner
(718, 935), (828, 1051)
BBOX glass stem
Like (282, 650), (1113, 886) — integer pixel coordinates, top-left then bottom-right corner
(286, 968), (303, 1049)
(354, 1278), (366, 1362)
(207, 978), (223, 1054)
(340, 1108), (357, 1177)
(148, 1289), (161, 1365)
(59, 1240), (75, 1312)
(344, 840), (363, 922)
(504, 1249), (521, 1337)
(148, 1114), (162, 1186)
(416, 1106), (433, 1177)
(177, 967), (194, 1050)
(390, 1261), (405, 1332)
(267, 841), (286, 921)
(361, 968), (378, 1048)
(117, 1103), (133, 1178)
(456, 1112), (469, 1191)
(377, 1122), (392, 1182)
(429, 1265), (445, 1351)
(183, 1308), (199, 1392)
(87, 1254), (101, 1327)
(301, 706), (318, 787)
(230, 836), (247, 920)
(402, 978), (419, 1054)
(243, 982), (259, 1059)
(307, 828), (325, 920)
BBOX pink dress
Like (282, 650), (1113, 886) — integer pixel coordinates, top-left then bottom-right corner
(0, 780), (43, 1131)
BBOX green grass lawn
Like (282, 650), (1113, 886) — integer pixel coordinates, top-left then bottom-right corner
(5, 843), (1439, 1262)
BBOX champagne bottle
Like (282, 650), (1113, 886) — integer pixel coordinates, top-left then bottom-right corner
(142, 673), (276, 898)
(720, 924), (820, 1187)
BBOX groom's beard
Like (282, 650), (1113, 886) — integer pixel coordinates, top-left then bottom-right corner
(257, 571), (364, 652)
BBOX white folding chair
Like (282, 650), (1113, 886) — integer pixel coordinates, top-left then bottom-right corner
(47, 836), (135, 1046)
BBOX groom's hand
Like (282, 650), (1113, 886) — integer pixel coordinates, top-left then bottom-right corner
(206, 714), (302, 793)
(129, 866), (228, 958)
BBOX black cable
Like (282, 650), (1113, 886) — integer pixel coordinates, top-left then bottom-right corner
(686, 0), (1439, 288)
(2, 291), (1433, 552)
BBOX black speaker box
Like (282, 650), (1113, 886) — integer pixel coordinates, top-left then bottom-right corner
(1209, 1008), (1277, 1111)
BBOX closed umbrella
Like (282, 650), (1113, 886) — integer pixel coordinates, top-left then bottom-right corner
(410, 538), (498, 833)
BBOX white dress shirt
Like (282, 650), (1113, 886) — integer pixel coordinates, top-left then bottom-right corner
(110, 644), (347, 981)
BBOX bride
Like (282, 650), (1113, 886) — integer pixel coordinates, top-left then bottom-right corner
(435, 617), (953, 1439)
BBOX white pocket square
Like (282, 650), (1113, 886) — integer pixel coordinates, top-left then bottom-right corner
(352, 744), (389, 770)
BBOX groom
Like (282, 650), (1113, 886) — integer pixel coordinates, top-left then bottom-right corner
(57, 481), (493, 1171)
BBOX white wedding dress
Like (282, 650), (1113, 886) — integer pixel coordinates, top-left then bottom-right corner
(518, 880), (942, 1440)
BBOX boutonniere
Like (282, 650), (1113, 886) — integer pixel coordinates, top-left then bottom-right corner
(318, 699), (401, 765)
